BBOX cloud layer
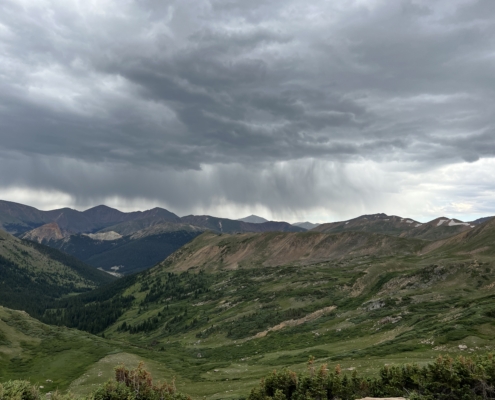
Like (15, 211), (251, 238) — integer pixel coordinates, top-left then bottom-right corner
(1, 0), (494, 221)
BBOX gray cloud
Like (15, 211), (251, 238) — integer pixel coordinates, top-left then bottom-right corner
(0, 0), (495, 220)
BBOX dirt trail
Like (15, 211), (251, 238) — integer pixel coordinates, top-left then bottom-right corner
(253, 306), (336, 339)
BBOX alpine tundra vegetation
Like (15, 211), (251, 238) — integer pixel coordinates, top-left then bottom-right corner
(2, 213), (495, 399)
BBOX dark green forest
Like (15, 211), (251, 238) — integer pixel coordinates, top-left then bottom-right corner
(46, 230), (203, 274)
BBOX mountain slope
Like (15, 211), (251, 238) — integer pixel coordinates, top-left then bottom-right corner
(0, 306), (119, 393)
(237, 215), (269, 223)
(158, 230), (425, 272)
(0, 200), (181, 235)
(21, 222), (69, 242)
(41, 220), (495, 398)
(400, 217), (474, 241)
(98, 218), (190, 236)
(0, 229), (114, 316)
(10, 200), (313, 274)
(0, 200), (48, 234)
(313, 213), (474, 241)
(424, 216), (495, 256)
(181, 215), (306, 233)
(84, 230), (205, 274)
(26, 225), (205, 275)
(312, 214), (421, 235)
(293, 221), (319, 230)
(471, 216), (494, 225)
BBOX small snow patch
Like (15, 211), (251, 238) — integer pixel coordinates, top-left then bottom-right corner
(345, 222), (349, 224)
(415, 223), (422, 227)
(448, 220), (470, 227)
(437, 219), (448, 226)
(405, 220), (413, 224)
(85, 231), (122, 241)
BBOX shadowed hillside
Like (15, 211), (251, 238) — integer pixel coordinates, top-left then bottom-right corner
(0, 229), (114, 316)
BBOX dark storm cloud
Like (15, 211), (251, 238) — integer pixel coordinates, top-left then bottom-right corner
(1, 0), (495, 218)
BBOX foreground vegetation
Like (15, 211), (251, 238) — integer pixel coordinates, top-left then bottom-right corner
(0, 361), (189, 400)
(250, 354), (495, 400)
(4, 354), (495, 399)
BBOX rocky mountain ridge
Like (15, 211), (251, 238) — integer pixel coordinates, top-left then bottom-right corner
(312, 213), (481, 241)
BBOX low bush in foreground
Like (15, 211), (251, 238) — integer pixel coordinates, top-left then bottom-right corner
(0, 362), (189, 400)
(3, 354), (495, 399)
(249, 354), (495, 400)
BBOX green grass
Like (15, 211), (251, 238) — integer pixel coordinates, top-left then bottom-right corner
(53, 252), (495, 397)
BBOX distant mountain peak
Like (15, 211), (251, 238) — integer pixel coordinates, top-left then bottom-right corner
(293, 222), (319, 230)
(237, 215), (269, 224)
(355, 213), (393, 221)
(471, 216), (494, 225)
(84, 204), (119, 212)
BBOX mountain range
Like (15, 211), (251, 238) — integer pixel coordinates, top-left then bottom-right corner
(312, 213), (478, 241)
(2, 197), (495, 398)
(0, 201), (307, 237)
(0, 200), (305, 274)
(1, 200), (493, 276)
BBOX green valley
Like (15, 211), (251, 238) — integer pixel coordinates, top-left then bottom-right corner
(2, 216), (495, 399)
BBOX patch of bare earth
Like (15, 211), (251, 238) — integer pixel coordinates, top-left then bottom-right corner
(252, 306), (336, 339)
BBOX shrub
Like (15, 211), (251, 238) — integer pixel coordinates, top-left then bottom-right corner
(89, 362), (190, 400)
(0, 363), (189, 400)
(0, 380), (40, 400)
(248, 354), (495, 400)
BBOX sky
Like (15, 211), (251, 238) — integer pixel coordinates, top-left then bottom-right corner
(0, 0), (494, 223)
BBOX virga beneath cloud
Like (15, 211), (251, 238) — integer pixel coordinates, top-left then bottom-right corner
(0, 0), (494, 221)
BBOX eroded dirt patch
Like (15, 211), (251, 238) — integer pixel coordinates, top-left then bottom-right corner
(253, 306), (336, 338)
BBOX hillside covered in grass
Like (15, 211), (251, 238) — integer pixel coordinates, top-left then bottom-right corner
(22, 218), (495, 398)
(4, 353), (495, 399)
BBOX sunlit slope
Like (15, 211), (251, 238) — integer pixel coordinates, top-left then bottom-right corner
(104, 219), (495, 353)
(0, 305), (271, 400)
(0, 306), (117, 392)
(158, 230), (426, 272)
